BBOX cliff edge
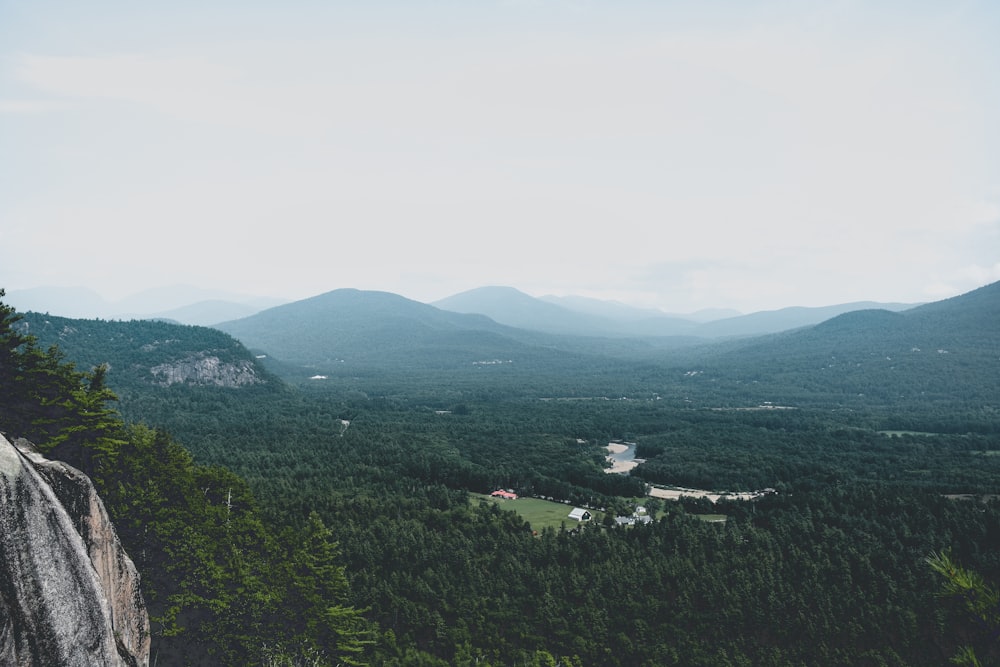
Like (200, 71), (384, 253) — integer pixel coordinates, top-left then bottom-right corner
(0, 433), (150, 667)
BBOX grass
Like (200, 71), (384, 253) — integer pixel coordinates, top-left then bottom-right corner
(472, 494), (603, 531)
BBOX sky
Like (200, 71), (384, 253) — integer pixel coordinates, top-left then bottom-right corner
(2, 0), (999, 314)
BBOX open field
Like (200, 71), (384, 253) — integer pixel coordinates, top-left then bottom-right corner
(472, 494), (602, 530)
(474, 493), (726, 529)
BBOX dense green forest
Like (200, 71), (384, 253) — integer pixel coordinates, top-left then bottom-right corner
(1, 292), (372, 666)
(5, 287), (1000, 665)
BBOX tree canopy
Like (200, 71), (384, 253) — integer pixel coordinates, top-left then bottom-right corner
(0, 290), (372, 666)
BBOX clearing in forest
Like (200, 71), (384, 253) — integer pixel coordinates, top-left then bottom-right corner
(473, 494), (605, 530)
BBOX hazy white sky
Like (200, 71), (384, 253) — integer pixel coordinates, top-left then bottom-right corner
(2, 0), (999, 313)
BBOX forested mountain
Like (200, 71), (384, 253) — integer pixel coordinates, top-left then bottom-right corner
(218, 288), (509, 364)
(6, 283), (1000, 666)
(213, 288), (648, 384)
(16, 281), (999, 416)
(678, 280), (1000, 418)
(210, 283), (999, 412)
(15, 312), (274, 390)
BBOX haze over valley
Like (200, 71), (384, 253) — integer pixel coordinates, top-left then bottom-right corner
(5, 282), (921, 336)
(4, 276), (1000, 665)
(4, 1), (1000, 664)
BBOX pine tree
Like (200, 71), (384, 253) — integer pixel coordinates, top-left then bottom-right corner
(928, 550), (1000, 666)
(0, 289), (123, 455)
(285, 512), (373, 665)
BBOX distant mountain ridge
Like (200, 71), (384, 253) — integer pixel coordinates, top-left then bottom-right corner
(150, 300), (267, 326)
(539, 293), (740, 323)
(211, 281), (998, 401)
(6, 285), (287, 323)
(434, 286), (919, 338)
(10, 281), (999, 410)
(11, 283), (920, 337)
(433, 286), (697, 337)
(696, 300), (919, 338)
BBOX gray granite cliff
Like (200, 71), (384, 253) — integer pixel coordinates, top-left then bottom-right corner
(0, 433), (149, 666)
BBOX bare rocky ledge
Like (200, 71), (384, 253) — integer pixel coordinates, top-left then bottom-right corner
(0, 433), (149, 667)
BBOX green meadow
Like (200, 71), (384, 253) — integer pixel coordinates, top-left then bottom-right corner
(473, 494), (604, 531)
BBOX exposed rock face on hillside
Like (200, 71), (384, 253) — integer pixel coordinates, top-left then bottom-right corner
(0, 433), (149, 667)
(150, 351), (262, 387)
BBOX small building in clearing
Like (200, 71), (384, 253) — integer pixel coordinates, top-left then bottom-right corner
(491, 490), (518, 500)
(568, 508), (592, 522)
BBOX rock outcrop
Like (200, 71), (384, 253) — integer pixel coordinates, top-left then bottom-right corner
(149, 352), (262, 387)
(0, 433), (149, 667)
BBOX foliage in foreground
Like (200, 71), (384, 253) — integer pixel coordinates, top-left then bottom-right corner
(928, 550), (1000, 666)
